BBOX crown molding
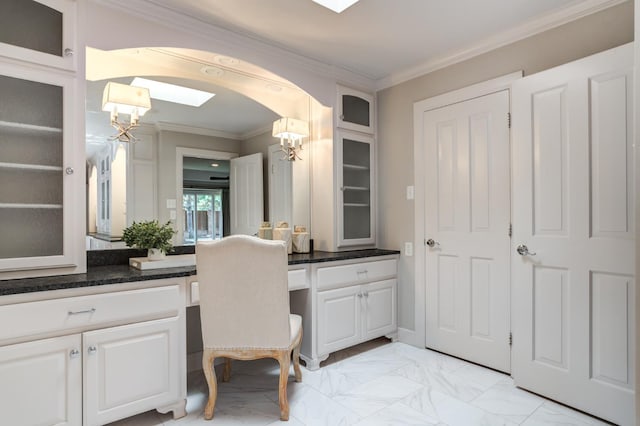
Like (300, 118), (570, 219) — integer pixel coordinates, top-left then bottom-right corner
(241, 124), (273, 141)
(89, 0), (375, 93)
(376, 0), (628, 90)
(155, 122), (242, 140)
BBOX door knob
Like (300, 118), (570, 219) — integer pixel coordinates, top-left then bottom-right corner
(516, 244), (536, 256)
(426, 238), (440, 248)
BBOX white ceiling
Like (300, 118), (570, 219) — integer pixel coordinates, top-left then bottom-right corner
(144, 0), (614, 81)
(87, 0), (622, 152)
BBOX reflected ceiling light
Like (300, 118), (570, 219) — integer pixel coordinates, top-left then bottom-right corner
(131, 77), (215, 107)
(211, 163), (219, 167)
(273, 117), (309, 161)
(102, 82), (151, 143)
(201, 66), (225, 78)
(312, 0), (359, 13)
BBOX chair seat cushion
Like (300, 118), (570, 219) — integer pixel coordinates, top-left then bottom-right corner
(289, 314), (302, 346)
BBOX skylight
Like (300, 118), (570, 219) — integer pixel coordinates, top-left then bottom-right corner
(130, 77), (215, 107)
(312, 0), (359, 13)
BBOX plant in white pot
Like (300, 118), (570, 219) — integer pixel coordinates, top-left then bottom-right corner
(122, 220), (176, 260)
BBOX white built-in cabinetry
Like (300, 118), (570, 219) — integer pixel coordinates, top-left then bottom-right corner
(291, 255), (397, 370)
(312, 86), (376, 251)
(0, 280), (186, 426)
(336, 85), (375, 134)
(0, 0), (84, 278)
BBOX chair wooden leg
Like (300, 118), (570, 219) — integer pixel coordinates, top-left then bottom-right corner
(292, 333), (302, 383)
(223, 358), (232, 382)
(202, 350), (218, 420)
(276, 351), (291, 421)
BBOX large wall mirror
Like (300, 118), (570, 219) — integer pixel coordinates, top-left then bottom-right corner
(85, 47), (313, 249)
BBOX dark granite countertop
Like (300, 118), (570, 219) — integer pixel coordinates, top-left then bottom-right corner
(0, 249), (399, 296)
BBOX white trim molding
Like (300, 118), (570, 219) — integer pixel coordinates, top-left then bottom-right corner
(412, 71), (522, 350)
(156, 122), (242, 140)
(377, 0), (627, 90)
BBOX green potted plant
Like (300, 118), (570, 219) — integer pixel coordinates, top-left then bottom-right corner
(122, 220), (176, 260)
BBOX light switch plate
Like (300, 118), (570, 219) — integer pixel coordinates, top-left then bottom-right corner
(169, 209), (176, 220)
(406, 185), (415, 200)
(404, 242), (413, 257)
(166, 199), (177, 209)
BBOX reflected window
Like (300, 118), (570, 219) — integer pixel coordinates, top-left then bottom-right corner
(183, 189), (223, 244)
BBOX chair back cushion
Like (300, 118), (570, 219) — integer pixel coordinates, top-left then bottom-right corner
(196, 235), (291, 349)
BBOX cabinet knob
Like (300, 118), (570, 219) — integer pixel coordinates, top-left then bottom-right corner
(69, 349), (80, 359)
(65, 167), (74, 175)
(363, 291), (369, 298)
(339, 114), (345, 120)
(64, 48), (74, 57)
(357, 293), (363, 298)
(88, 346), (97, 355)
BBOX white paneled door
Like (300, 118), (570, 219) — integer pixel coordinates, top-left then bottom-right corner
(511, 43), (634, 425)
(423, 90), (511, 372)
(230, 153), (264, 236)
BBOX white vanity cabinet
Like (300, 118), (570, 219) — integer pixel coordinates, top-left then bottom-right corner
(0, 334), (82, 426)
(0, 280), (186, 426)
(317, 279), (396, 355)
(83, 317), (181, 425)
(293, 255), (398, 370)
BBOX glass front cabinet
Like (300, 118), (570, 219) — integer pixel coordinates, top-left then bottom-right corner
(336, 130), (375, 247)
(0, 0), (83, 277)
(336, 85), (374, 134)
(0, 0), (78, 70)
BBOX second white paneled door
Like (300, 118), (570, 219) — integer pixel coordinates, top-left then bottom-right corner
(511, 43), (634, 426)
(422, 90), (511, 372)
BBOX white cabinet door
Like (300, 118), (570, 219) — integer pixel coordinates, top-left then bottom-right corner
(512, 43), (634, 426)
(0, 0), (77, 71)
(0, 61), (83, 276)
(0, 334), (82, 426)
(83, 317), (181, 426)
(336, 85), (374, 134)
(230, 153), (263, 236)
(362, 279), (396, 340)
(317, 285), (361, 356)
(336, 130), (375, 247)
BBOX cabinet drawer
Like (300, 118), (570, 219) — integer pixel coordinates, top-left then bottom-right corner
(189, 268), (309, 305)
(288, 268), (309, 291)
(316, 258), (397, 290)
(0, 285), (180, 342)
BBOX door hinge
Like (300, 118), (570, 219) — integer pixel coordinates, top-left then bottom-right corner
(507, 112), (511, 129)
(509, 332), (513, 346)
(508, 223), (512, 238)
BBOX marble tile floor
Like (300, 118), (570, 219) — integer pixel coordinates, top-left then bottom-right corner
(109, 341), (612, 426)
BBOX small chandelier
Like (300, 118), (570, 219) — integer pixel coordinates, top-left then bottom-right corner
(272, 117), (309, 161)
(102, 81), (151, 143)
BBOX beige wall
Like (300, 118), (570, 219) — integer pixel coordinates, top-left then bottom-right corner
(377, 1), (634, 331)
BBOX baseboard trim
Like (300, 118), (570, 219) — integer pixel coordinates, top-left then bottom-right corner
(398, 327), (423, 348)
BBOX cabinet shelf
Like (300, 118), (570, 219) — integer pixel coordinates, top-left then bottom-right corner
(0, 162), (63, 172)
(343, 186), (369, 191)
(343, 163), (369, 171)
(0, 203), (63, 209)
(344, 203), (370, 207)
(0, 120), (62, 135)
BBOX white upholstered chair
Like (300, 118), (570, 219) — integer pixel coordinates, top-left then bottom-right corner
(195, 235), (303, 421)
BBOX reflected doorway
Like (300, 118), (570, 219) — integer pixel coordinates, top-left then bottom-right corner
(182, 189), (223, 244)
